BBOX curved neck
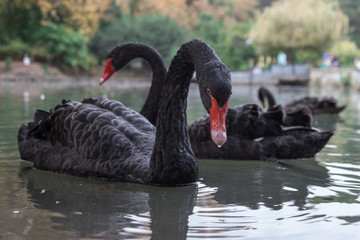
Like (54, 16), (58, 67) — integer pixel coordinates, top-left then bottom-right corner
(138, 47), (167, 126)
(259, 87), (276, 107)
(149, 40), (220, 185)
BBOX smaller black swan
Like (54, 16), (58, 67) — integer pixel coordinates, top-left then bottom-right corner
(99, 42), (167, 126)
(17, 39), (232, 185)
(100, 43), (332, 161)
(188, 104), (333, 160)
(258, 86), (346, 114)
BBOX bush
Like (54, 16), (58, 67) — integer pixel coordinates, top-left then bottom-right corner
(295, 50), (322, 65)
(32, 22), (91, 71)
(329, 40), (360, 67)
(192, 13), (224, 48)
(192, 14), (255, 70)
(90, 13), (189, 65)
(0, 39), (30, 60)
(220, 22), (256, 70)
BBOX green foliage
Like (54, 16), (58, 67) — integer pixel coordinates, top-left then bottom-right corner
(192, 13), (225, 47)
(338, 0), (360, 47)
(341, 73), (351, 86)
(5, 57), (12, 71)
(192, 14), (255, 70)
(329, 40), (360, 67)
(90, 13), (189, 65)
(220, 22), (256, 70)
(32, 22), (91, 71)
(0, 39), (30, 60)
(250, 0), (348, 62)
(295, 50), (322, 65)
(0, 0), (42, 44)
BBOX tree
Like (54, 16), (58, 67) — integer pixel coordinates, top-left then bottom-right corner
(249, 0), (348, 62)
(116, 0), (259, 29)
(0, 0), (42, 43)
(220, 22), (256, 70)
(32, 22), (91, 70)
(90, 13), (189, 64)
(337, 0), (360, 47)
(192, 13), (224, 47)
(37, 0), (110, 37)
(330, 40), (360, 67)
(192, 13), (255, 70)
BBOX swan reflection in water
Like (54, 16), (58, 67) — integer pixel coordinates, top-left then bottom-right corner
(198, 158), (329, 210)
(18, 158), (329, 239)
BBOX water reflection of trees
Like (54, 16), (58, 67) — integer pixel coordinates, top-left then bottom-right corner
(18, 158), (330, 239)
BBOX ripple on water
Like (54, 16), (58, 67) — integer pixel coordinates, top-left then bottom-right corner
(187, 183), (257, 239)
(121, 212), (152, 239)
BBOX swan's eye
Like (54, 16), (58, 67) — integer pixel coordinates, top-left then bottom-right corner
(206, 89), (211, 96)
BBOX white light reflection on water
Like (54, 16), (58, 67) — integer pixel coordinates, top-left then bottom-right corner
(186, 182), (360, 240)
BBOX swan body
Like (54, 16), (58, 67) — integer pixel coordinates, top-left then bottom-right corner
(100, 43), (332, 161)
(17, 40), (232, 185)
(258, 86), (346, 114)
(188, 104), (333, 160)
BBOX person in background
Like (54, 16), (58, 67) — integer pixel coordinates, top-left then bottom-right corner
(23, 53), (30, 66)
(330, 53), (339, 68)
(277, 51), (287, 66)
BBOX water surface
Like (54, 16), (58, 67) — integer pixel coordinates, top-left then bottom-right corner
(0, 80), (359, 239)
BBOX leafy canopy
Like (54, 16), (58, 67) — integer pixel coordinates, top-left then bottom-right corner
(32, 22), (91, 70)
(90, 13), (188, 64)
(250, 0), (348, 59)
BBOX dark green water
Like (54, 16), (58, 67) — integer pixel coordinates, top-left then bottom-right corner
(0, 80), (359, 239)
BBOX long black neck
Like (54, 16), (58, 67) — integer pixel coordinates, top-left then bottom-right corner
(259, 87), (276, 107)
(137, 46), (167, 125)
(120, 44), (167, 125)
(149, 40), (219, 185)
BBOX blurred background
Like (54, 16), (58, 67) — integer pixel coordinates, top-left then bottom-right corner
(0, 0), (358, 80)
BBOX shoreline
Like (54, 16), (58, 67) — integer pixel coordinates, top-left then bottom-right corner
(1, 61), (359, 89)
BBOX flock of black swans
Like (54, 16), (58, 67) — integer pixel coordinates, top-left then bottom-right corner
(17, 40), (345, 186)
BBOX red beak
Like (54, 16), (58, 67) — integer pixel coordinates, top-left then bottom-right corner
(100, 58), (115, 85)
(209, 96), (229, 147)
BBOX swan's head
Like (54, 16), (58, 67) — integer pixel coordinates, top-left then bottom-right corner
(100, 43), (150, 85)
(197, 61), (232, 147)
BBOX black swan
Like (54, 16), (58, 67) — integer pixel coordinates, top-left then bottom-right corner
(100, 43), (333, 161)
(99, 42), (167, 126)
(17, 39), (232, 185)
(258, 86), (347, 114)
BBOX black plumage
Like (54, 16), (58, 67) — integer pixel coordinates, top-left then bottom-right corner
(258, 86), (347, 114)
(18, 39), (232, 185)
(188, 104), (333, 160)
(101, 42), (333, 161)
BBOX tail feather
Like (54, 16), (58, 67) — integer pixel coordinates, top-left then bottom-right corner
(285, 106), (313, 127)
(33, 109), (50, 124)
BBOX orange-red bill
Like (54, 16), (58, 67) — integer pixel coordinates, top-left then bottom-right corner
(209, 96), (229, 147)
(100, 58), (115, 85)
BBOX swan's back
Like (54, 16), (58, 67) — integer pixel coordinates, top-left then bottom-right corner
(189, 104), (333, 160)
(18, 98), (156, 182)
(189, 104), (284, 143)
(285, 96), (346, 114)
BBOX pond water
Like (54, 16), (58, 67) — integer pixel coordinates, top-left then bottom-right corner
(0, 79), (359, 239)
